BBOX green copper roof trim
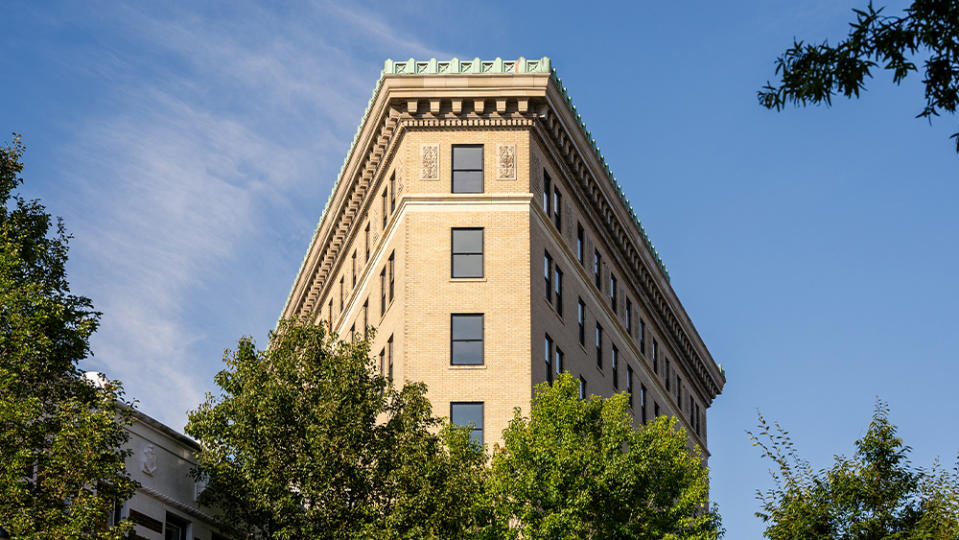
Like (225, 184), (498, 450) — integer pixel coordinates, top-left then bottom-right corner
(283, 56), (672, 324)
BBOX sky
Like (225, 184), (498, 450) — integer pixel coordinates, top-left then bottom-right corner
(2, 1), (956, 537)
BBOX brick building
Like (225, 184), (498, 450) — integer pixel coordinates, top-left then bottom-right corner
(281, 57), (725, 454)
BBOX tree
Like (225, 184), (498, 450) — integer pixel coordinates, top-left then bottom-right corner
(759, 1), (959, 151)
(186, 320), (492, 539)
(488, 372), (723, 540)
(750, 400), (959, 539)
(0, 134), (137, 538)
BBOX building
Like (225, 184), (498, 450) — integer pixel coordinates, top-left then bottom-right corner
(116, 407), (229, 540)
(282, 57), (725, 454)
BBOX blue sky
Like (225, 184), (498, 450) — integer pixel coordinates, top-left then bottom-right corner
(3, 1), (956, 537)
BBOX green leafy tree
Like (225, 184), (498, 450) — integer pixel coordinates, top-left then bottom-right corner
(750, 400), (959, 539)
(759, 0), (959, 151)
(186, 320), (492, 539)
(488, 372), (722, 540)
(0, 134), (137, 538)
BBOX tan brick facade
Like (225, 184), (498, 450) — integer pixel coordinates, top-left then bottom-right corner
(281, 58), (725, 453)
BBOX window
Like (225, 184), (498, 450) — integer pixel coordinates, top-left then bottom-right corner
(350, 324), (355, 343)
(576, 223), (584, 265)
(612, 345), (619, 389)
(545, 335), (554, 384)
(666, 358), (671, 390)
(577, 299), (586, 346)
(640, 319), (646, 355)
(641, 385), (648, 423)
(594, 250), (602, 289)
(555, 347), (564, 379)
(379, 348), (385, 375)
(452, 145), (483, 193)
(695, 403), (701, 435)
(553, 188), (562, 230)
(554, 266), (563, 317)
(652, 338), (658, 374)
(328, 300), (333, 328)
(339, 277), (344, 312)
(451, 402), (484, 445)
(380, 268), (386, 316)
(676, 375), (681, 404)
(381, 187), (388, 228)
(543, 171), (552, 214)
(451, 314), (483, 365)
(544, 251), (553, 301)
(578, 376), (586, 399)
(388, 335), (394, 381)
(363, 299), (368, 339)
(626, 364), (634, 407)
(689, 394), (694, 421)
(451, 228), (483, 278)
(595, 324), (603, 369)
(390, 172), (396, 213)
(654, 401), (660, 418)
(165, 512), (189, 540)
(625, 298), (632, 334)
(365, 222), (370, 261)
(351, 251), (357, 287)
(609, 274), (617, 311)
(388, 252), (395, 302)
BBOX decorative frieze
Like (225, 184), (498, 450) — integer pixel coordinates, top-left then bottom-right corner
(496, 144), (516, 180)
(420, 143), (439, 181)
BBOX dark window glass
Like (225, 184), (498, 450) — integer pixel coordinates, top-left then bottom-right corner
(352, 251), (357, 287)
(677, 375), (681, 404)
(339, 277), (344, 312)
(553, 188), (562, 229)
(626, 298), (632, 334)
(388, 252), (395, 302)
(165, 513), (189, 540)
(380, 268), (386, 316)
(379, 348), (385, 374)
(544, 252), (553, 301)
(545, 335), (554, 384)
(595, 324), (603, 369)
(388, 335), (394, 381)
(577, 299), (585, 346)
(641, 385), (648, 423)
(452, 145), (483, 193)
(666, 358), (671, 390)
(451, 402), (484, 445)
(610, 275), (617, 311)
(365, 222), (370, 261)
(543, 171), (552, 214)
(576, 223), (584, 265)
(363, 300), (368, 338)
(554, 266), (563, 317)
(640, 319), (646, 354)
(555, 347), (564, 378)
(652, 339), (658, 374)
(654, 401), (660, 418)
(612, 346), (619, 388)
(452, 228), (484, 278)
(626, 365), (634, 407)
(382, 187), (388, 228)
(390, 172), (396, 212)
(451, 314), (484, 365)
(594, 250), (602, 289)
(578, 376), (586, 399)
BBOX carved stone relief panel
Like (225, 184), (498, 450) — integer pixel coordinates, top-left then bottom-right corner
(141, 444), (158, 476)
(496, 144), (516, 180)
(420, 143), (439, 180)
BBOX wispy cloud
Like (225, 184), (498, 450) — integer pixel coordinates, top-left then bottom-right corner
(56, 2), (448, 430)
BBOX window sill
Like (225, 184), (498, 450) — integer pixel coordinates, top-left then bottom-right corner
(449, 364), (487, 370)
(450, 277), (487, 283)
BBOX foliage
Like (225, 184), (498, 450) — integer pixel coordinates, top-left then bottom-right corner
(758, 0), (959, 151)
(0, 134), (137, 539)
(750, 400), (959, 539)
(488, 372), (722, 540)
(186, 320), (493, 539)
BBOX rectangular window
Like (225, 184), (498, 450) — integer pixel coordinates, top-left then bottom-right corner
(640, 319), (646, 355)
(545, 334), (554, 384)
(626, 364), (634, 407)
(666, 358), (671, 390)
(390, 172), (396, 213)
(388, 335), (394, 381)
(576, 223), (584, 265)
(640, 384), (647, 423)
(451, 228), (483, 278)
(363, 299), (368, 338)
(625, 298), (632, 334)
(388, 252), (395, 302)
(451, 402), (484, 445)
(351, 251), (357, 287)
(689, 394), (694, 421)
(677, 375), (681, 404)
(553, 188), (562, 230)
(544, 251), (553, 302)
(365, 222), (370, 261)
(577, 299), (585, 346)
(452, 145), (483, 193)
(594, 250), (602, 289)
(555, 347), (564, 379)
(339, 277), (344, 312)
(350, 324), (355, 343)
(554, 266), (563, 317)
(612, 345), (619, 389)
(451, 314), (483, 365)
(652, 339), (659, 374)
(610, 274), (617, 311)
(165, 512), (189, 540)
(379, 348), (385, 375)
(381, 187), (388, 228)
(543, 171), (552, 215)
(654, 401), (660, 418)
(578, 376), (586, 399)
(380, 268), (386, 316)
(328, 300), (333, 329)
(595, 324), (603, 369)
